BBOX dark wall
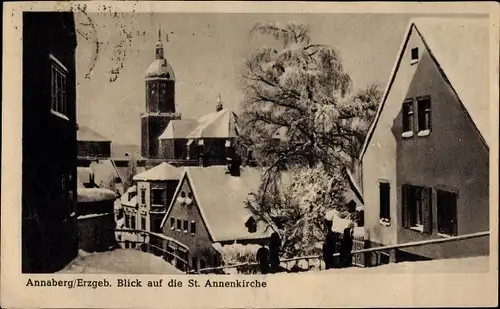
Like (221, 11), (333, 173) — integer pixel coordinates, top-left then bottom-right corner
(393, 48), (489, 259)
(141, 115), (179, 159)
(22, 12), (78, 273)
(145, 79), (175, 113)
(77, 141), (111, 158)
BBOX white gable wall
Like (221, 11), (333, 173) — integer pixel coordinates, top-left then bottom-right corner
(362, 26), (424, 246)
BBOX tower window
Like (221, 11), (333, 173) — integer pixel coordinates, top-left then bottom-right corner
(166, 73), (170, 79)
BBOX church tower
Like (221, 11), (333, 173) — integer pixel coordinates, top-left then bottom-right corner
(141, 27), (180, 159)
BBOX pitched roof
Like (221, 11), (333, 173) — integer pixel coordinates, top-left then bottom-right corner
(133, 162), (182, 181)
(162, 166), (274, 242)
(77, 126), (110, 142)
(158, 119), (199, 140)
(90, 160), (120, 188)
(186, 109), (239, 140)
(359, 17), (490, 160)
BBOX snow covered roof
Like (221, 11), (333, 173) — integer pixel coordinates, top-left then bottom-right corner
(90, 160), (120, 187)
(77, 188), (116, 203)
(162, 166), (274, 242)
(158, 119), (199, 140)
(77, 125), (110, 142)
(133, 162), (182, 181)
(360, 17), (490, 161)
(77, 167), (92, 184)
(59, 249), (183, 274)
(186, 109), (239, 140)
(120, 185), (138, 207)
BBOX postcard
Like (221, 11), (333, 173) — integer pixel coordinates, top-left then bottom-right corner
(1, 1), (498, 308)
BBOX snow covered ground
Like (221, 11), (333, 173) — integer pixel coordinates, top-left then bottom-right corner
(59, 249), (183, 274)
(276, 256), (489, 275)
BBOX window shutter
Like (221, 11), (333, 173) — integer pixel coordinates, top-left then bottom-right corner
(402, 185), (410, 228)
(422, 188), (433, 234)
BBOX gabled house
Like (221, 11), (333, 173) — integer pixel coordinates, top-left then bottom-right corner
(133, 162), (183, 233)
(359, 18), (490, 262)
(159, 163), (272, 272)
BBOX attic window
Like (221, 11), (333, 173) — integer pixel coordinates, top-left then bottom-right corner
(411, 47), (419, 64)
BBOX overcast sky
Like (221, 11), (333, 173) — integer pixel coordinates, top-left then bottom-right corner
(75, 13), (448, 146)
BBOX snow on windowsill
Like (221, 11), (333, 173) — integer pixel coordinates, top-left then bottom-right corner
(401, 131), (414, 138)
(78, 212), (113, 220)
(50, 109), (70, 121)
(417, 130), (431, 137)
(410, 59), (419, 66)
(379, 218), (391, 227)
(410, 225), (424, 233)
(437, 233), (452, 238)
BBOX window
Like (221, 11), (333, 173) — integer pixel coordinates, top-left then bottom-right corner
(151, 218), (161, 233)
(437, 189), (458, 236)
(411, 47), (419, 63)
(141, 189), (146, 205)
(183, 220), (189, 232)
(402, 99), (414, 135)
(176, 219), (182, 230)
(124, 214), (130, 228)
(50, 55), (68, 117)
(151, 188), (165, 206)
(131, 215), (136, 229)
(403, 185), (432, 233)
(192, 257), (198, 271)
(379, 182), (391, 223)
(190, 221), (196, 234)
(170, 217), (175, 229)
(141, 217), (147, 230)
(417, 97), (431, 135)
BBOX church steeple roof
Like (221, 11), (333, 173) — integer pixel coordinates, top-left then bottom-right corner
(145, 25), (175, 80)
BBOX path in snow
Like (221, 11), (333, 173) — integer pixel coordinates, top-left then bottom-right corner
(275, 256), (490, 275)
(59, 249), (183, 274)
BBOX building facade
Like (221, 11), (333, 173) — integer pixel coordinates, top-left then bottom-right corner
(360, 18), (489, 262)
(22, 12), (79, 273)
(160, 164), (272, 272)
(141, 30), (181, 159)
(77, 125), (112, 160)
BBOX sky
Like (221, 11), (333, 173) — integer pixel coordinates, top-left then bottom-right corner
(75, 13), (437, 146)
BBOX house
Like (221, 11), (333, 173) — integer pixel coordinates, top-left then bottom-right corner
(359, 18), (489, 262)
(22, 12), (78, 273)
(77, 125), (112, 161)
(159, 163), (273, 272)
(133, 162), (183, 233)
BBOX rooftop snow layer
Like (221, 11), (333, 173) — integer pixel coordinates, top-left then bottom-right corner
(77, 188), (116, 203)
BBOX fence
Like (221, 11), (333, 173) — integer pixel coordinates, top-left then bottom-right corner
(195, 231), (490, 274)
(114, 228), (191, 272)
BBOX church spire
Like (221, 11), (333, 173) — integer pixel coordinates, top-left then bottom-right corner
(216, 93), (223, 112)
(155, 25), (164, 60)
